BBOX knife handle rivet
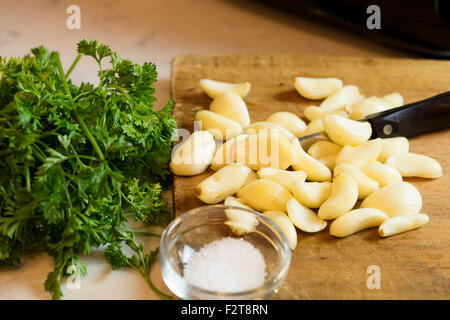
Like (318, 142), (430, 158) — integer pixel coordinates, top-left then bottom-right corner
(383, 124), (393, 136)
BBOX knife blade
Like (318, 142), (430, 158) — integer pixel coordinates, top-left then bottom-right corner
(298, 91), (450, 150)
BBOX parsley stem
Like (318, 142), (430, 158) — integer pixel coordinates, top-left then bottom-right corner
(133, 231), (161, 238)
(54, 52), (105, 161)
(142, 271), (173, 300)
(137, 248), (172, 300)
(24, 161), (31, 192)
(74, 110), (105, 160)
(127, 235), (172, 300)
(32, 144), (46, 162)
(73, 91), (91, 102)
(65, 53), (82, 78)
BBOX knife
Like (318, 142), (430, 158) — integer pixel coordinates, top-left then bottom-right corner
(298, 91), (450, 150)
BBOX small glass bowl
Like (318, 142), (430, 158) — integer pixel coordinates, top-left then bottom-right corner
(159, 205), (291, 300)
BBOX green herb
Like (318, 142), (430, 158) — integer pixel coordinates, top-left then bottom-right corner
(0, 39), (177, 299)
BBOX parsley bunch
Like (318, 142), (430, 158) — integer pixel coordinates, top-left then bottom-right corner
(0, 39), (177, 299)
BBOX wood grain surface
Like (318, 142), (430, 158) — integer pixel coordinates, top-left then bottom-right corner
(170, 54), (450, 299)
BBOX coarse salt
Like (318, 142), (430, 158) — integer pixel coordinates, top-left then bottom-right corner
(183, 237), (266, 293)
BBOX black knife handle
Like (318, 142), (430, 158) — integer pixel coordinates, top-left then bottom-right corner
(365, 91), (450, 139)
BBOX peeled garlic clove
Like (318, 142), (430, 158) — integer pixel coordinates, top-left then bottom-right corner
(242, 169), (259, 187)
(263, 210), (297, 250)
(170, 130), (216, 176)
(209, 91), (251, 128)
(360, 162), (402, 187)
(241, 132), (298, 170)
(330, 208), (389, 237)
(378, 137), (409, 162)
(322, 114), (372, 146)
(294, 77), (343, 100)
(302, 117), (324, 136)
(318, 172), (358, 220)
(307, 140), (341, 171)
(237, 179), (293, 212)
(349, 96), (393, 120)
(224, 219), (256, 236)
(195, 163), (251, 204)
(199, 79), (251, 99)
(303, 106), (348, 122)
(334, 164), (379, 199)
(378, 214), (429, 237)
(319, 85), (365, 111)
(386, 153), (443, 179)
(308, 141), (341, 159)
(382, 92), (403, 108)
(224, 196), (252, 209)
(246, 121), (296, 141)
(224, 196), (258, 236)
(211, 134), (249, 171)
(257, 167), (307, 189)
(266, 111), (306, 138)
(291, 139), (332, 182)
(286, 198), (327, 233)
(360, 182), (422, 217)
(317, 155), (338, 171)
(335, 139), (383, 167)
(289, 181), (332, 208)
(303, 106), (322, 122)
(195, 109), (243, 141)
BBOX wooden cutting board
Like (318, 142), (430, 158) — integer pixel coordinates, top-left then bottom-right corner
(170, 54), (450, 299)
